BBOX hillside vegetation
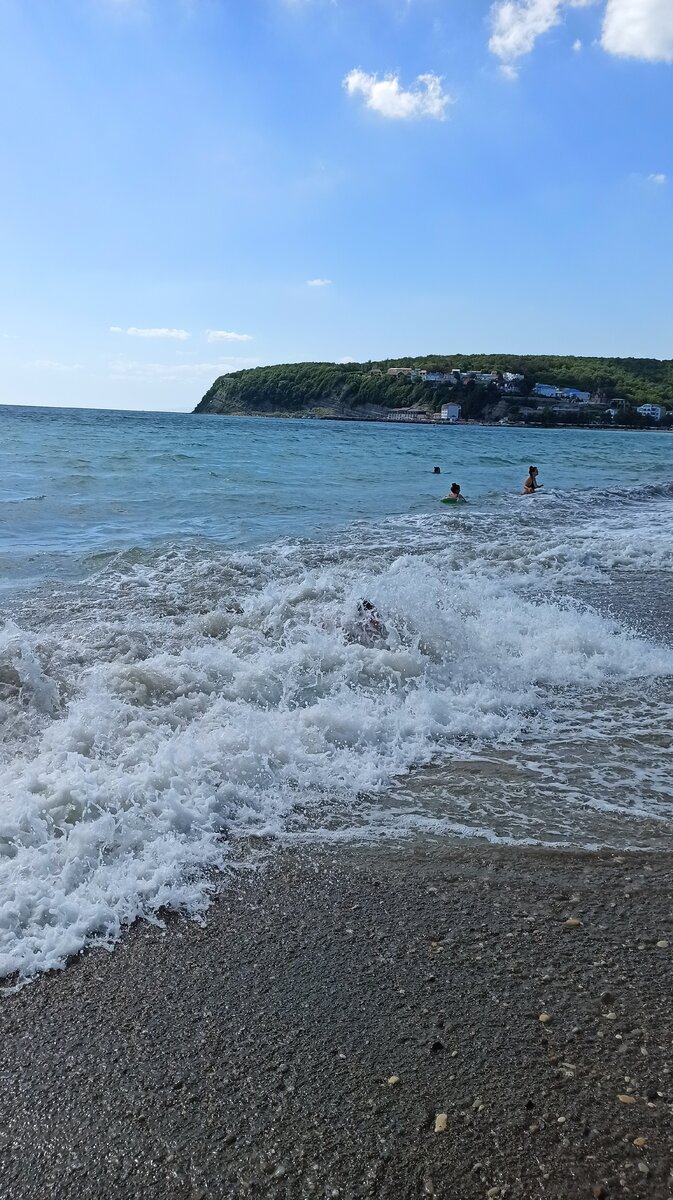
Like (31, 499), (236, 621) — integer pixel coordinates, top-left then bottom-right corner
(194, 355), (673, 420)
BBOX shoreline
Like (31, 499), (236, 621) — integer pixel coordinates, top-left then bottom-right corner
(195, 410), (671, 433)
(3, 840), (673, 1198)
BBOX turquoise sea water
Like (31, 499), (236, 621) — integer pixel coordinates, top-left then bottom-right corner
(2, 405), (672, 586)
(1, 405), (673, 984)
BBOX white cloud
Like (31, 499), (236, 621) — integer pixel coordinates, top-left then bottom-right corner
(490, 0), (562, 62)
(108, 358), (257, 383)
(109, 326), (191, 340)
(489, 0), (673, 67)
(573, 37), (583, 49)
(343, 69), (453, 120)
(30, 360), (84, 372)
(306, 278), (332, 287)
(602, 0), (673, 61)
(647, 172), (667, 184)
(489, 0), (596, 65)
(487, 0), (597, 67)
(206, 329), (253, 342)
(337, 357), (356, 364)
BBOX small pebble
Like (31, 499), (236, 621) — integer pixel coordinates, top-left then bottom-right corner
(633, 1137), (648, 1148)
(538, 1013), (552, 1024)
(434, 1113), (448, 1134)
(617, 1094), (636, 1105)
(564, 918), (583, 928)
(656, 939), (669, 949)
(387, 1076), (400, 1087)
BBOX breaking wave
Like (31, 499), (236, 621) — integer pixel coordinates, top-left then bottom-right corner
(2, 480), (673, 985)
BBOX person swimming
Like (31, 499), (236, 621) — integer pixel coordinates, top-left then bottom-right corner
(442, 482), (467, 504)
(433, 466), (441, 474)
(351, 599), (388, 646)
(522, 466), (543, 495)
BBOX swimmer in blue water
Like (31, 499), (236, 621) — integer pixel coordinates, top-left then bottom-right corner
(442, 482), (467, 504)
(523, 466), (543, 495)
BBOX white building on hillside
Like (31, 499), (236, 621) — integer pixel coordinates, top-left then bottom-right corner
(440, 403), (461, 423)
(534, 383), (592, 404)
(637, 403), (665, 422)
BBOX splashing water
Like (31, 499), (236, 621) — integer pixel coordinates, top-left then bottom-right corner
(1, 407), (673, 983)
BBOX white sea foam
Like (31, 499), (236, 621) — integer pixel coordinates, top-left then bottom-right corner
(2, 512), (673, 986)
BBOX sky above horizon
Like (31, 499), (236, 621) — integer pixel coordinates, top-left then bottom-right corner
(0, 0), (671, 412)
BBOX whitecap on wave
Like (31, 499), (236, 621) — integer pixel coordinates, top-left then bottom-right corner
(1, 490), (673, 985)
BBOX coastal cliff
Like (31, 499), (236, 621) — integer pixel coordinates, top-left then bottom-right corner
(194, 356), (673, 423)
(194, 362), (389, 420)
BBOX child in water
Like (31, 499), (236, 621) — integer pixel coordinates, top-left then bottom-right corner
(522, 466), (543, 495)
(443, 482), (467, 504)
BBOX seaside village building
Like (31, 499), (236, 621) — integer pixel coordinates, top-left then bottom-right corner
(637, 403), (665, 421)
(386, 402), (462, 424)
(533, 383), (592, 405)
(386, 407), (433, 423)
(382, 366), (525, 389)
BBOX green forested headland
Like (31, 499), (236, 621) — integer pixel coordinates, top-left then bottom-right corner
(194, 354), (673, 421)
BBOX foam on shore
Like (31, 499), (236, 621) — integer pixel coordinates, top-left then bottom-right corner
(2, 486), (673, 984)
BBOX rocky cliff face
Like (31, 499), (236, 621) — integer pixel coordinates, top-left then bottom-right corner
(196, 394), (390, 419)
(194, 375), (391, 420)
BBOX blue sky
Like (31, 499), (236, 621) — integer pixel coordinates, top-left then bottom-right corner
(0, 0), (671, 411)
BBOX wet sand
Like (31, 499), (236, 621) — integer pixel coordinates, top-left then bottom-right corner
(2, 842), (673, 1199)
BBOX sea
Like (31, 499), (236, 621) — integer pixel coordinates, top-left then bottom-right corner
(2, 404), (673, 985)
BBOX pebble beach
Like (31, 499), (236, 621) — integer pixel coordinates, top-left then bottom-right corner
(2, 841), (672, 1199)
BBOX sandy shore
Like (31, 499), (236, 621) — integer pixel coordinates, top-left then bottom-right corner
(2, 842), (673, 1199)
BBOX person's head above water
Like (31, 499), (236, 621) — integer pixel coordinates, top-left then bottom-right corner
(528, 466), (538, 476)
(433, 466), (441, 474)
(450, 483), (461, 496)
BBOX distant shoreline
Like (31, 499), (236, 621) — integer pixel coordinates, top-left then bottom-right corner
(194, 357), (673, 428)
(195, 410), (672, 433)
